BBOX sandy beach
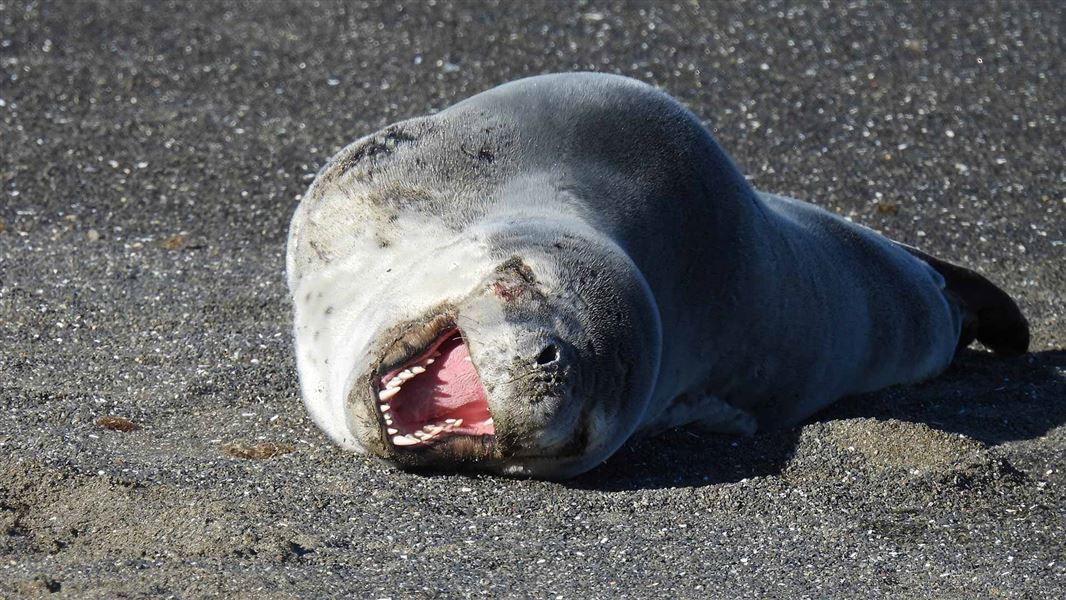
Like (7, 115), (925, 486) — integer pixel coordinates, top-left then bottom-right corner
(1, 1), (1063, 597)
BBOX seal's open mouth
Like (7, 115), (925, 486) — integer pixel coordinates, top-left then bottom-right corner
(376, 328), (495, 448)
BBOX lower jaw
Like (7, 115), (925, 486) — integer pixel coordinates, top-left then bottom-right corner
(381, 433), (503, 468)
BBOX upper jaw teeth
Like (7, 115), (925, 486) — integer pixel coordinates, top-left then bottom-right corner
(380, 354), (438, 392)
(377, 352), (474, 448)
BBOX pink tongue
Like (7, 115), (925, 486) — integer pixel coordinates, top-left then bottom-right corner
(417, 337), (483, 411)
(391, 335), (491, 427)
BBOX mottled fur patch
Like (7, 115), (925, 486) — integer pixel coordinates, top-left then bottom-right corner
(337, 125), (418, 175)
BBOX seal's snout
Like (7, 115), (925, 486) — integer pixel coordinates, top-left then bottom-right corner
(535, 344), (560, 365)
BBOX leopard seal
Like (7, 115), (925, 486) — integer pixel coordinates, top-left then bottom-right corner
(286, 72), (1028, 479)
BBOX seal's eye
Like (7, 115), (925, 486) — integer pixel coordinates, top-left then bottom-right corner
(535, 344), (560, 365)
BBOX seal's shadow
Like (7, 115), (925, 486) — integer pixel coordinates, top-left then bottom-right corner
(569, 349), (1066, 491)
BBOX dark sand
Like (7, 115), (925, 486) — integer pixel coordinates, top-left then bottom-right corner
(1, 1), (1063, 597)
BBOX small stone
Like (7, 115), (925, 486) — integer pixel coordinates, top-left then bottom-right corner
(16, 575), (61, 594)
(222, 441), (296, 460)
(95, 415), (140, 432)
(160, 234), (187, 250)
(875, 202), (899, 216)
(86, 229), (101, 241)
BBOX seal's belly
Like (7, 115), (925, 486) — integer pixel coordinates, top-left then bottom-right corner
(733, 193), (962, 427)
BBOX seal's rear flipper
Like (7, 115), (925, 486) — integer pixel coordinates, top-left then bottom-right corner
(896, 243), (1029, 356)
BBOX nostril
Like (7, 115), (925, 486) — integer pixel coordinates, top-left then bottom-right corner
(535, 344), (559, 366)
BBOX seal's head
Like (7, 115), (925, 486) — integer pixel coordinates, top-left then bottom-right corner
(343, 223), (662, 479)
(287, 73), (673, 478)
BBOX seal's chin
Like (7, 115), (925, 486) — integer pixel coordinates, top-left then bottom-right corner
(375, 328), (496, 449)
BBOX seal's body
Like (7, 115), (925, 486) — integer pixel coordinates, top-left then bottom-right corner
(287, 73), (1027, 478)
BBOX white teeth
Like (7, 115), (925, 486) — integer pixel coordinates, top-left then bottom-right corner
(384, 361), (430, 391)
(463, 356), (472, 362)
(484, 418), (492, 426)
(379, 403), (392, 412)
(389, 418), (475, 446)
(384, 416), (393, 425)
(379, 388), (400, 402)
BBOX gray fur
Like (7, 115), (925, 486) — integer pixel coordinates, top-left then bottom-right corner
(288, 73), (970, 478)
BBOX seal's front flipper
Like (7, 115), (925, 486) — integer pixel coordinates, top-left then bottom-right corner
(691, 398), (758, 435)
(642, 392), (757, 437)
(896, 243), (1029, 356)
